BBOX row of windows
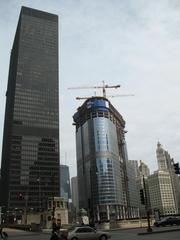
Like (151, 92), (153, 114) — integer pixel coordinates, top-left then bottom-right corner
(15, 83), (58, 92)
(10, 164), (58, 171)
(23, 17), (57, 28)
(11, 148), (57, 154)
(15, 90), (58, 99)
(10, 154), (58, 158)
(12, 137), (58, 143)
(14, 109), (58, 116)
(14, 101), (58, 111)
(21, 31), (57, 42)
(15, 92), (57, 100)
(13, 119), (58, 127)
(11, 145), (57, 151)
(14, 106), (58, 114)
(99, 196), (116, 200)
(13, 121), (58, 128)
(14, 105), (58, 113)
(13, 116), (58, 123)
(76, 109), (125, 130)
(98, 189), (115, 193)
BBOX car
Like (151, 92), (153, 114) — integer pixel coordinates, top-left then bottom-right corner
(154, 216), (180, 227)
(67, 226), (111, 240)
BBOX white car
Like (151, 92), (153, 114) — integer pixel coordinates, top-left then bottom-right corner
(67, 226), (111, 240)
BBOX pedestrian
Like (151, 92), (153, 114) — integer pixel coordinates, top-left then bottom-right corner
(56, 219), (61, 232)
(50, 231), (59, 240)
(51, 218), (63, 240)
(0, 227), (4, 239)
(2, 232), (8, 239)
(80, 217), (84, 226)
(52, 218), (58, 234)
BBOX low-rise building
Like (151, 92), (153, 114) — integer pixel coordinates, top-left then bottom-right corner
(46, 197), (69, 228)
(148, 170), (177, 215)
(20, 197), (69, 228)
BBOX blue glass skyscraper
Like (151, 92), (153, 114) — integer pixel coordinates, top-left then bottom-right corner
(73, 97), (139, 222)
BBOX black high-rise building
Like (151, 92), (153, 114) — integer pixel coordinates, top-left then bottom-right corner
(60, 165), (71, 200)
(0, 6), (59, 212)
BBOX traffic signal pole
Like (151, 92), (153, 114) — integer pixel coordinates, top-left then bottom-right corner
(142, 175), (152, 233)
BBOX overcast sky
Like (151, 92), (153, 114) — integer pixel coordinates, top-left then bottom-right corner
(0, 0), (180, 178)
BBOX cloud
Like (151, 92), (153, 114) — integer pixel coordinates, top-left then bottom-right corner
(0, 0), (180, 178)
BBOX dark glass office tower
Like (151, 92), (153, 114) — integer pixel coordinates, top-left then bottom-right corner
(0, 6), (59, 212)
(73, 97), (139, 222)
(60, 165), (71, 200)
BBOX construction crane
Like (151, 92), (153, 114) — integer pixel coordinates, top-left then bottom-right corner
(76, 94), (134, 100)
(68, 80), (120, 98)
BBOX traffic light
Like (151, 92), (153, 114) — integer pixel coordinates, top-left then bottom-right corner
(140, 189), (145, 205)
(173, 163), (180, 174)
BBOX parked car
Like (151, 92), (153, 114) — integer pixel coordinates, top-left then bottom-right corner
(154, 216), (180, 227)
(67, 226), (111, 240)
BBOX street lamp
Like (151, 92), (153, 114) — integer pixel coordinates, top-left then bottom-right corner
(50, 173), (56, 223)
(142, 175), (152, 232)
(24, 195), (28, 225)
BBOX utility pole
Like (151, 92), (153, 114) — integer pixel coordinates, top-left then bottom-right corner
(142, 175), (152, 232)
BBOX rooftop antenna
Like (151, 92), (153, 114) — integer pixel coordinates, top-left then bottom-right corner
(65, 152), (67, 166)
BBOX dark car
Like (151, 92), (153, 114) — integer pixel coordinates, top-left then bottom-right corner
(154, 216), (180, 227)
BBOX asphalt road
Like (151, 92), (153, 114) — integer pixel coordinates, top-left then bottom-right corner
(110, 227), (180, 240)
(4, 226), (180, 240)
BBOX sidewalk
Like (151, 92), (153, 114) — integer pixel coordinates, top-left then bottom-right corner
(42, 228), (67, 234)
(3, 228), (26, 232)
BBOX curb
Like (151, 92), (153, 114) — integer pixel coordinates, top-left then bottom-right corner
(102, 226), (147, 232)
(138, 228), (180, 235)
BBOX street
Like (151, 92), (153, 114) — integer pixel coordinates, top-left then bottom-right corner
(4, 226), (180, 240)
(110, 227), (180, 240)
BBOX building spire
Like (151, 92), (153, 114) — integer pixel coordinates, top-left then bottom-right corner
(157, 141), (161, 148)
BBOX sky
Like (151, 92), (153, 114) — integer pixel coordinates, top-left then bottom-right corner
(0, 0), (180, 178)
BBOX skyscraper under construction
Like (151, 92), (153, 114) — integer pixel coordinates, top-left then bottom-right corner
(0, 6), (59, 212)
(73, 96), (139, 222)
